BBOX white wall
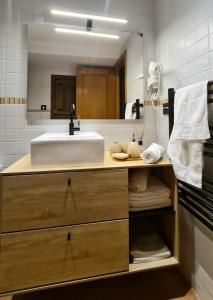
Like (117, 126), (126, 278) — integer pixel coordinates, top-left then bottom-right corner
(179, 206), (213, 300)
(126, 34), (144, 102)
(155, 0), (213, 148)
(155, 0), (213, 298)
(0, 24), (28, 98)
(0, 24), (29, 169)
(27, 62), (76, 109)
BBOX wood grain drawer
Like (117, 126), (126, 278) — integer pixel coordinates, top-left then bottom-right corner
(0, 169), (128, 233)
(0, 220), (129, 294)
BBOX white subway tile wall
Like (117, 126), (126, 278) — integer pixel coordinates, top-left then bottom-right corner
(155, 0), (213, 148)
(0, 103), (45, 169)
(0, 105), (155, 170)
(0, 24), (30, 169)
(28, 116), (155, 153)
(155, 0), (213, 297)
(0, 25), (28, 99)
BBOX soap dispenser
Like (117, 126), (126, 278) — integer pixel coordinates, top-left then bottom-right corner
(127, 133), (141, 158)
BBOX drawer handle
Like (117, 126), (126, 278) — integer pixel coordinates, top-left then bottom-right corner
(68, 178), (71, 186)
(67, 232), (71, 241)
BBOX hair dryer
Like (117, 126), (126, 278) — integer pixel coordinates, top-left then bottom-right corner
(147, 62), (162, 102)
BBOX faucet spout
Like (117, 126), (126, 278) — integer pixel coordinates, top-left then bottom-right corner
(69, 104), (80, 135)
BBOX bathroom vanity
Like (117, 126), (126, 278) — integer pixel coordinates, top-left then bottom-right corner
(0, 152), (179, 296)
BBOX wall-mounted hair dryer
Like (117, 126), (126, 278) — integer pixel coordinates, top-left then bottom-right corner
(147, 62), (162, 102)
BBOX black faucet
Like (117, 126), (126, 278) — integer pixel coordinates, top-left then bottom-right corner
(69, 104), (80, 135)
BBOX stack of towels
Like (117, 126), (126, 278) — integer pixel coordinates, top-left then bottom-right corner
(130, 221), (171, 263)
(129, 169), (171, 211)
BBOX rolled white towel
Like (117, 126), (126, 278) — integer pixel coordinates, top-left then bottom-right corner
(142, 143), (165, 164)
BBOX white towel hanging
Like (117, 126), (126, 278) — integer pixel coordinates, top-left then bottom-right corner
(167, 81), (210, 188)
(125, 102), (136, 119)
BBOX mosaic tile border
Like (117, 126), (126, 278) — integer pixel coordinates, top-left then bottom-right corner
(26, 101), (167, 113)
(0, 97), (27, 104)
(144, 99), (168, 107)
(0, 98), (168, 108)
(27, 109), (51, 112)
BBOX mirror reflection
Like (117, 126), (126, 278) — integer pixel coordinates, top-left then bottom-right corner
(27, 24), (144, 120)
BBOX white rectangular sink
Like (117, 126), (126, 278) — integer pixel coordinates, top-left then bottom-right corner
(31, 132), (104, 166)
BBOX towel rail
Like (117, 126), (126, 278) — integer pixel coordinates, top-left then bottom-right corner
(164, 81), (213, 119)
(168, 81), (213, 231)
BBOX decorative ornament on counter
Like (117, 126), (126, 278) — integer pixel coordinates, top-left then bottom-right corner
(109, 142), (122, 153)
(127, 142), (141, 158)
(121, 142), (130, 153)
(112, 153), (129, 160)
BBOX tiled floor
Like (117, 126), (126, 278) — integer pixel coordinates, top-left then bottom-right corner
(1, 268), (198, 300)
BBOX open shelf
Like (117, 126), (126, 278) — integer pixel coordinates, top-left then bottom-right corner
(127, 166), (179, 273)
(129, 257), (179, 273)
(129, 206), (175, 219)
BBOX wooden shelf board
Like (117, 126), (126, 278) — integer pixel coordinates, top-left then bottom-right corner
(129, 206), (175, 218)
(1, 151), (172, 175)
(129, 257), (179, 273)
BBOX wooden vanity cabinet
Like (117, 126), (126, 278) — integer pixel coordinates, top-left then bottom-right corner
(0, 168), (129, 295)
(0, 220), (128, 293)
(0, 157), (179, 296)
(1, 169), (128, 232)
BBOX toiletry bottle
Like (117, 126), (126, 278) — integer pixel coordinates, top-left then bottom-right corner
(138, 139), (143, 153)
(132, 133), (135, 142)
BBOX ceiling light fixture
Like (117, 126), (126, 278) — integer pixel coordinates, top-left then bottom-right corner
(51, 10), (128, 24)
(55, 27), (120, 39)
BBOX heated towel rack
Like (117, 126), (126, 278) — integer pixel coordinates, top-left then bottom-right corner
(168, 81), (213, 231)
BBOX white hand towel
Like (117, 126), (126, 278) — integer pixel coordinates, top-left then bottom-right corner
(125, 102), (136, 119)
(167, 81), (210, 188)
(142, 143), (165, 163)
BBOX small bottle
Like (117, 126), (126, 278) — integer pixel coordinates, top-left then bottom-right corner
(138, 139), (143, 153)
(132, 133), (136, 142)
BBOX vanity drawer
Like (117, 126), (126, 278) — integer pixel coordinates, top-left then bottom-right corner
(0, 220), (129, 294)
(1, 169), (128, 232)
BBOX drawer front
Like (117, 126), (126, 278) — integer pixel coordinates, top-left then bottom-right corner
(0, 220), (129, 293)
(1, 169), (128, 232)
(1, 172), (73, 232)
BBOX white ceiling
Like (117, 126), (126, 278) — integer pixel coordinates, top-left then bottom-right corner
(0, 0), (148, 32)
(28, 25), (130, 51)
(28, 52), (117, 67)
(28, 24), (131, 66)
(1, 0), (147, 67)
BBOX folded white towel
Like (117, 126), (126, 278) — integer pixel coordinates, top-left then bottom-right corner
(125, 102), (136, 119)
(129, 175), (171, 211)
(130, 226), (171, 263)
(129, 196), (170, 204)
(142, 143), (165, 164)
(167, 81), (210, 188)
(129, 199), (171, 211)
(132, 251), (171, 263)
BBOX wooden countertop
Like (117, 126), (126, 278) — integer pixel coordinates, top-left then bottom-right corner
(1, 151), (172, 175)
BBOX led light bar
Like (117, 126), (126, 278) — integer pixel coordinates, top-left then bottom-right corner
(51, 10), (128, 24)
(55, 27), (120, 39)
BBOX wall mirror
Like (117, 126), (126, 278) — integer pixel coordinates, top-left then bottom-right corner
(27, 24), (144, 120)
